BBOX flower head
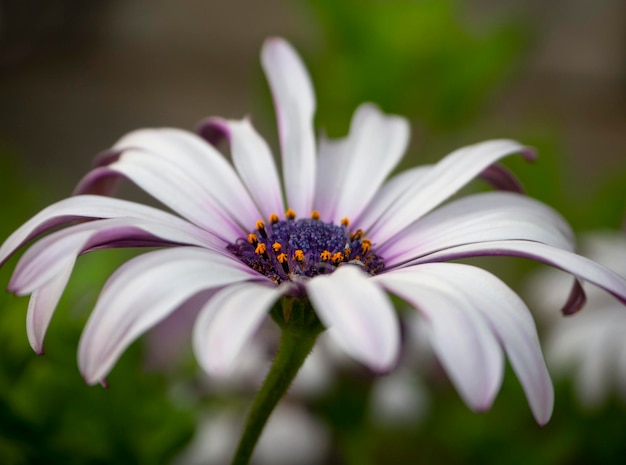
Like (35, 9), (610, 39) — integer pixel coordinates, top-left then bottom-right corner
(3, 37), (626, 426)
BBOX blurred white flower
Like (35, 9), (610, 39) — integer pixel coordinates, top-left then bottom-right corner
(526, 230), (626, 408)
(172, 403), (329, 465)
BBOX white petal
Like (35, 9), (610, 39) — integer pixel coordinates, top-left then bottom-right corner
(375, 267), (504, 412)
(210, 118), (285, 219)
(370, 139), (535, 243)
(261, 37), (316, 216)
(353, 165), (431, 233)
(388, 263), (553, 424)
(0, 195), (220, 266)
(78, 150), (245, 240)
(78, 248), (260, 384)
(26, 261), (74, 354)
(9, 217), (216, 295)
(314, 104), (410, 223)
(381, 191), (574, 267)
(193, 282), (284, 377)
(10, 230), (94, 295)
(313, 134), (352, 221)
(113, 128), (262, 229)
(410, 240), (626, 306)
(306, 265), (400, 372)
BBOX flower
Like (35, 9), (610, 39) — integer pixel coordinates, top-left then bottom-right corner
(2, 37), (626, 426)
(172, 403), (329, 465)
(526, 230), (626, 408)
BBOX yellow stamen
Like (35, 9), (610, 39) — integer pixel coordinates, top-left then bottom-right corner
(320, 250), (332, 261)
(255, 243), (267, 255)
(294, 249), (305, 262)
(247, 233), (258, 244)
(351, 229), (364, 240)
(361, 239), (371, 254)
(255, 220), (265, 230)
(285, 209), (297, 220)
(272, 242), (282, 253)
(344, 247), (352, 257)
(269, 213), (279, 224)
(311, 210), (320, 220)
(331, 252), (344, 263)
(340, 217), (350, 227)
(277, 252), (288, 263)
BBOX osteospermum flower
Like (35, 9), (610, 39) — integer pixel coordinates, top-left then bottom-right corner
(2, 37), (626, 429)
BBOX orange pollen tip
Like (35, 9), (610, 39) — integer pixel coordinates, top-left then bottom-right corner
(247, 233), (258, 244)
(351, 229), (364, 240)
(294, 249), (305, 261)
(332, 252), (344, 263)
(361, 243), (371, 254)
(320, 250), (332, 261)
(340, 217), (350, 227)
(255, 220), (265, 230)
(269, 213), (279, 224)
(285, 209), (296, 220)
(311, 210), (320, 220)
(272, 242), (282, 252)
(277, 253), (288, 263)
(362, 238), (371, 245)
(255, 243), (267, 255)
(344, 247), (351, 256)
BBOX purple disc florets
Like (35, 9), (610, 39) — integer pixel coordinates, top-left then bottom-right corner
(228, 210), (384, 284)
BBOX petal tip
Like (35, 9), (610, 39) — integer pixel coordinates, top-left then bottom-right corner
(196, 117), (230, 146)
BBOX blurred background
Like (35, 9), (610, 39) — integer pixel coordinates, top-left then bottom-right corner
(0, 0), (625, 463)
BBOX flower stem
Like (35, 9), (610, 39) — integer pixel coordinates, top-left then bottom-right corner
(229, 298), (324, 465)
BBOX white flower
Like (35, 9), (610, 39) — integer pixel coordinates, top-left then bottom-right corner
(526, 230), (626, 408)
(2, 37), (626, 426)
(172, 404), (329, 465)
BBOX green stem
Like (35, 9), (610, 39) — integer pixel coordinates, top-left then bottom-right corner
(229, 298), (323, 465)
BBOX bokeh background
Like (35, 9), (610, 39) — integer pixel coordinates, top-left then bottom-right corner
(1, 0), (625, 463)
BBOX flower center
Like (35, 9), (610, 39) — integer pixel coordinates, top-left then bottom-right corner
(228, 210), (384, 283)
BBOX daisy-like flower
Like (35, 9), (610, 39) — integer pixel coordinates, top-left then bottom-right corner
(2, 37), (626, 430)
(526, 230), (626, 408)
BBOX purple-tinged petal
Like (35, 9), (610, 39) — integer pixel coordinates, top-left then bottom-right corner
(410, 240), (626, 306)
(374, 268), (504, 413)
(0, 195), (221, 267)
(480, 163), (527, 193)
(353, 165), (431, 233)
(193, 282), (285, 377)
(75, 151), (244, 241)
(112, 128), (261, 228)
(306, 265), (400, 372)
(314, 104), (409, 223)
(9, 217), (220, 295)
(261, 37), (316, 216)
(78, 247), (263, 384)
(369, 139), (536, 243)
(76, 130), (261, 234)
(204, 117), (285, 219)
(380, 191), (574, 268)
(26, 261), (74, 354)
(561, 279), (587, 316)
(383, 264), (553, 424)
(196, 118), (229, 147)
